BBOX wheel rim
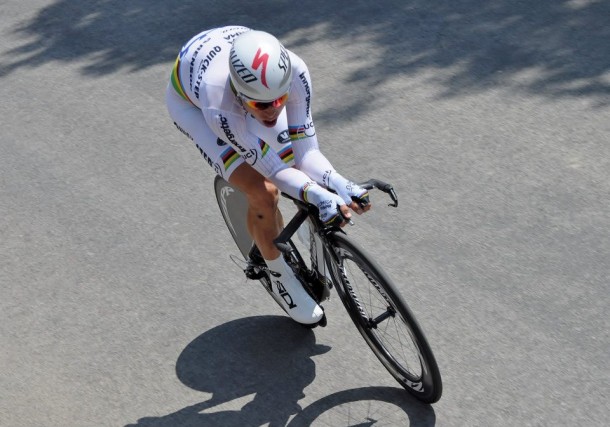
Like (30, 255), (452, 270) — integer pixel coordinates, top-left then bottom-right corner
(336, 252), (426, 384)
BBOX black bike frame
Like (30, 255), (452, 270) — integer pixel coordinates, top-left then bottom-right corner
(273, 179), (398, 257)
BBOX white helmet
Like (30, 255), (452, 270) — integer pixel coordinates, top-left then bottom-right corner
(229, 30), (292, 102)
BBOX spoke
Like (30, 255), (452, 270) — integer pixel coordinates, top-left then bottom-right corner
(392, 317), (415, 372)
(342, 256), (423, 378)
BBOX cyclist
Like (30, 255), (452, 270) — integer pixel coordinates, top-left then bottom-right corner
(166, 26), (371, 325)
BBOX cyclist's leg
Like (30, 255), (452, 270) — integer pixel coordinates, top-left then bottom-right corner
(226, 164), (323, 323)
(228, 164), (324, 324)
(167, 85), (322, 324)
(167, 84), (282, 260)
(166, 85), (242, 179)
(167, 86), (288, 263)
(228, 164), (283, 260)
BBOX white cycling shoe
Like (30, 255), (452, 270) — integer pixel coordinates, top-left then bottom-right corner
(266, 256), (324, 325)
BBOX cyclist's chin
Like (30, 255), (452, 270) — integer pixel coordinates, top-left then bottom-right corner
(262, 118), (278, 127)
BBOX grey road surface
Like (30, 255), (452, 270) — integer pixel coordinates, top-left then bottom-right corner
(1, 1), (608, 426)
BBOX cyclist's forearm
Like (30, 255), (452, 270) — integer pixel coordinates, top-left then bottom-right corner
(295, 149), (357, 203)
(293, 145), (339, 185)
(269, 166), (317, 200)
(270, 166), (344, 209)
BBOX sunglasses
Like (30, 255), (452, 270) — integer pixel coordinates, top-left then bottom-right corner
(241, 92), (289, 110)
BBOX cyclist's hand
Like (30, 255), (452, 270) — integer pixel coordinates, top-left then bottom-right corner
(329, 177), (372, 215)
(349, 190), (371, 215)
(302, 182), (350, 226)
(318, 193), (349, 226)
(338, 204), (353, 227)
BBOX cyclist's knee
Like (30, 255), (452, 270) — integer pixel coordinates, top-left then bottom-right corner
(247, 180), (279, 211)
(229, 164), (278, 211)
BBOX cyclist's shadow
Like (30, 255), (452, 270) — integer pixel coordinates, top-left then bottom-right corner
(126, 315), (331, 427)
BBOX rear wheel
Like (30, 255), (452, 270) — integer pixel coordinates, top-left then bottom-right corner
(214, 177), (280, 306)
(214, 176), (252, 259)
(214, 176), (325, 327)
(326, 232), (442, 403)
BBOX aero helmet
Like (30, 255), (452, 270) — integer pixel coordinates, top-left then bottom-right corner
(229, 30), (292, 101)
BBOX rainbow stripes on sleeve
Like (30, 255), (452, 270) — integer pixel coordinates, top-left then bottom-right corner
(278, 145), (294, 164)
(258, 139), (270, 157)
(259, 139), (294, 164)
(300, 182), (314, 203)
(289, 125), (310, 141)
(171, 56), (196, 106)
(221, 147), (240, 171)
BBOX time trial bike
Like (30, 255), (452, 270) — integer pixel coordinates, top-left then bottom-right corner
(214, 176), (443, 403)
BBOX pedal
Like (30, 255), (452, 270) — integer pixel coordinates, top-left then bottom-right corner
(248, 245), (265, 264)
(244, 264), (267, 280)
(244, 245), (270, 280)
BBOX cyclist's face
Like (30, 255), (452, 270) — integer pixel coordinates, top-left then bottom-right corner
(244, 103), (285, 127)
(241, 98), (286, 128)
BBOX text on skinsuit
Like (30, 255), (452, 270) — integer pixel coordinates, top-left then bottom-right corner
(223, 27), (249, 41)
(299, 72), (311, 117)
(179, 32), (209, 59)
(189, 43), (205, 89)
(219, 115), (247, 152)
(194, 46), (222, 99)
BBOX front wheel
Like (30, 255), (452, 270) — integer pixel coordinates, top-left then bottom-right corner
(326, 232), (442, 403)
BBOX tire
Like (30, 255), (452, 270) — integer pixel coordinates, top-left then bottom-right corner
(326, 232), (443, 403)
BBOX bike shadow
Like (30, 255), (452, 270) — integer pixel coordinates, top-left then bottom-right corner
(288, 386), (436, 427)
(125, 315), (331, 427)
(125, 315), (436, 427)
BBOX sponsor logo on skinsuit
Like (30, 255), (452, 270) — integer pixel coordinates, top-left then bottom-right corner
(289, 122), (316, 140)
(174, 122), (193, 140)
(219, 115), (247, 153)
(299, 72), (311, 117)
(277, 130), (290, 144)
(194, 46), (222, 99)
(243, 148), (259, 166)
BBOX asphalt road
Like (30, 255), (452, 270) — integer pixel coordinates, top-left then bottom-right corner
(1, 1), (608, 426)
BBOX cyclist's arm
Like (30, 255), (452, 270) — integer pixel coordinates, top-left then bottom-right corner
(285, 56), (368, 207)
(207, 109), (342, 210)
(295, 142), (370, 209)
(233, 136), (349, 223)
(271, 166), (349, 224)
